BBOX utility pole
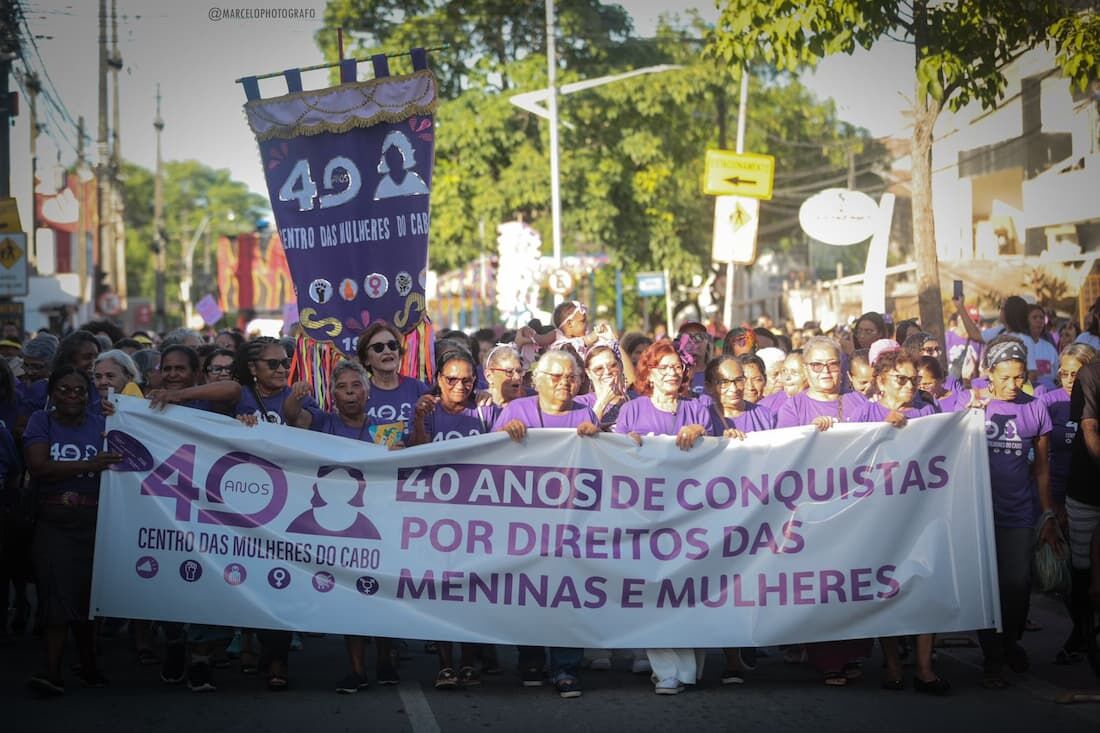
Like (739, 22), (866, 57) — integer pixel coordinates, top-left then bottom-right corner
(76, 116), (90, 307)
(26, 71), (38, 270)
(95, 0), (111, 305)
(108, 0), (125, 303)
(544, 0), (563, 304)
(721, 68), (749, 332)
(153, 84), (165, 332)
(0, 0), (17, 200)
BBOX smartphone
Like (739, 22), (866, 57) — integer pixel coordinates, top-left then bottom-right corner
(953, 280), (964, 300)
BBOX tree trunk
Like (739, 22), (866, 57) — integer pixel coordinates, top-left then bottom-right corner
(911, 89), (946, 347)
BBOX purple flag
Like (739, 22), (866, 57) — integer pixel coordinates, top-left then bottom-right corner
(243, 52), (437, 355)
(196, 294), (224, 326)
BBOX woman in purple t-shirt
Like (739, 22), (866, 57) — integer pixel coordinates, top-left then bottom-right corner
(774, 336), (871, 685)
(974, 337), (1059, 688)
(491, 350), (597, 700)
(575, 346), (629, 431)
(704, 356), (776, 438)
(357, 321), (430, 443)
(24, 366), (121, 695)
(857, 350), (949, 694)
(614, 341), (710, 695)
(412, 349), (489, 445)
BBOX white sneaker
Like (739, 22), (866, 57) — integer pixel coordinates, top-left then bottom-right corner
(631, 658), (652, 674)
(589, 656), (612, 671)
(654, 678), (683, 695)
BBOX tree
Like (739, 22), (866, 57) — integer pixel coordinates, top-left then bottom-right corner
(709, 1), (1100, 343)
(120, 160), (268, 324)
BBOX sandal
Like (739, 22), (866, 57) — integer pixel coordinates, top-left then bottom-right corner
(434, 667), (458, 690)
(458, 666), (481, 687)
(824, 672), (848, 687)
(267, 674), (289, 691)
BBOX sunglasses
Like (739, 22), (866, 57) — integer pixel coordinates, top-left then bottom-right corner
(806, 361), (841, 373)
(489, 367), (524, 378)
(440, 375), (475, 389)
(367, 340), (400, 354)
(255, 358), (292, 371)
(889, 373), (920, 387)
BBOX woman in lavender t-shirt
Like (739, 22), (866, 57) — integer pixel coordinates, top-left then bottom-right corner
(412, 350), (492, 448)
(614, 341), (711, 695)
(973, 337), (1059, 688)
(491, 350), (598, 700)
(357, 321), (431, 443)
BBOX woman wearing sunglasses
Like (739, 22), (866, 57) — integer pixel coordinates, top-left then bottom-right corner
(356, 321), (430, 444)
(856, 349), (948, 695)
(231, 337), (314, 428)
(575, 346), (629, 431)
(24, 366), (122, 696)
(614, 341), (714, 696)
(482, 344), (526, 424)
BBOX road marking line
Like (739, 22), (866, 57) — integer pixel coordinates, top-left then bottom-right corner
(397, 682), (442, 733)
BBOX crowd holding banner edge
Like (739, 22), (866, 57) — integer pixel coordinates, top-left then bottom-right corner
(1, 292), (1100, 701)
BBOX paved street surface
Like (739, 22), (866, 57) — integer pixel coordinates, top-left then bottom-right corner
(4, 593), (1099, 733)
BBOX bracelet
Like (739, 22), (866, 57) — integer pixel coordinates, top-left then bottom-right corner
(1038, 510), (1056, 526)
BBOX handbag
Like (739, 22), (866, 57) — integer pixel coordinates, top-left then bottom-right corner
(1031, 511), (1071, 594)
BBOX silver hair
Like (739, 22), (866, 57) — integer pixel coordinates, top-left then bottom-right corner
(536, 349), (581, 376)
(332, 359), (369, 383)
(161, 328), (202, 350)
(94, 349), (139, 382)
(1059, 343), (1096, 365)
(21, 336), (58, 363)
(484, 343), (522, 370)
(801, 335), (841, 360)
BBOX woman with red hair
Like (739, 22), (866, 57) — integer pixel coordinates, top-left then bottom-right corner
(614, 341), (714, 694)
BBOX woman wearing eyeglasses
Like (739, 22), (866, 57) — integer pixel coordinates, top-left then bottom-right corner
(613, 341), (713, 696)
(356, 321), (430, 444)
(575, 346), (629, 430)
(143, 345), (242, 415)
(202, 348), (236, 384)
(412, 350), (488, 446)
(24, 366), (122, 696)
(774, 336), (871, 685)
(492, 350), (598, 699)
(760, 351), (808, 414)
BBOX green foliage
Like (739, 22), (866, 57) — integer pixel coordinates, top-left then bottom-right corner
(119, 160), (268, 315)
(318, 3), (884, 296)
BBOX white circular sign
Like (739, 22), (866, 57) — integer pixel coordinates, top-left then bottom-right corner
(798, 188), (879, 246)
(548, 268), (574, 295)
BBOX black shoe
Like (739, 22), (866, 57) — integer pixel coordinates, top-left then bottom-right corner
(376, 661), (400, 685)
(913, 676), (951, 695)
(80, 669), (110, 689)
(1005, 644), (1030, 673)
(187, 662), (215, 693)
(738, 648), (758, 671)
(521, 667), (544, 687)
(161, 643), (186, 684)
(28, 672), (65, 696)
(335, 672), (369, 694)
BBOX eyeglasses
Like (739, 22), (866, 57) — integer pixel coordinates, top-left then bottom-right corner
(254, 358), (292, 371)
(367, 340), (400, 354)
(489, 366), (524, 378)
(539, 371), (578, 384)
(653, 363), (684, 373)
(55, 385), (87, 397)
(1057, 369), (1078, 381)
(206, 365), (232, 375)
(440, 375), (476, 389)
(806, 361), (841, 373)
(716, 377), (746, 390)
(889, 373), (921, 387)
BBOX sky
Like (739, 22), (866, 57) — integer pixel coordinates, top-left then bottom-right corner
(10, 0), (915, 217)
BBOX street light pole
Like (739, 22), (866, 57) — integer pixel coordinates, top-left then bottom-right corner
(545, 0), (563, 304)
(721, 68), (749, 332)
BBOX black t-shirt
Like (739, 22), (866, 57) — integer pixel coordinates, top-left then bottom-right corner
(1067, 360), (1100, 506)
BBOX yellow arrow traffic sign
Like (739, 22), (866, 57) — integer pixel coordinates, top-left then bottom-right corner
(703, 150), (775, 200)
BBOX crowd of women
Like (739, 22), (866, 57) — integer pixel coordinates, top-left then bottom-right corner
(1, 291), (1099, 700)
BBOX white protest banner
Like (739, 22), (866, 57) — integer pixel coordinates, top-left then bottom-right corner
(92, 398), (1000, 648)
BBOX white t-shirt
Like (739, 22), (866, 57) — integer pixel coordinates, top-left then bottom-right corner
(1022, 334), (1058, 388)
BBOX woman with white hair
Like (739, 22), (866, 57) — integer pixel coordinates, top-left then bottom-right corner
(492, 349), (599, 700)
(92, 350), (143, 401)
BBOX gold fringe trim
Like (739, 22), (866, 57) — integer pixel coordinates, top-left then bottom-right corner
(253, 100), (438, 142)
(246, 69), (438, 141)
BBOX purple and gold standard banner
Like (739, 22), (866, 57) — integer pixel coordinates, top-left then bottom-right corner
(243, 51), (437, 354)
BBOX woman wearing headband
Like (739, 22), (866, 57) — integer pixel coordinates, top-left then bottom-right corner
(974, 336), (1059, 689)
(576, 346), (629, 430)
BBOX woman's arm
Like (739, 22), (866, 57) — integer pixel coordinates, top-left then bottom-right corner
(1033, 434), (1059, 550)
(282, 381), (315, 429)
(25, 443), (120, 482)
(148, 380), (242, 410)
(410, 394), (437, 446)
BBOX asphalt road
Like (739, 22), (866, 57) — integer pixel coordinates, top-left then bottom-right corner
(3, 593), (1099, 733)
